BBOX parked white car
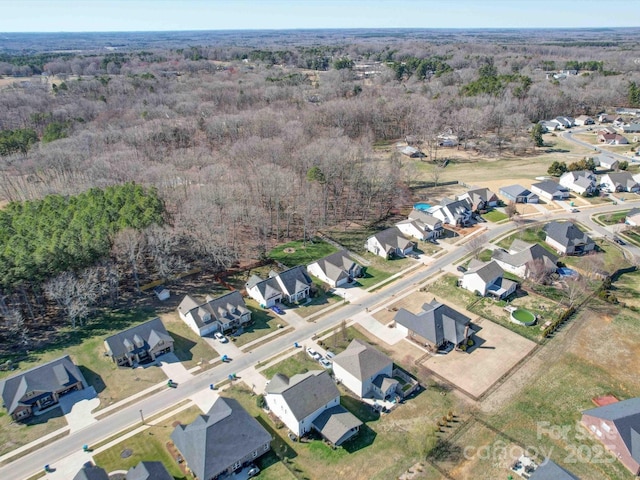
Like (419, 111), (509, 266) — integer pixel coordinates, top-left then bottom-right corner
(214, 332), (228, 343)
(306, 347), (321, 360)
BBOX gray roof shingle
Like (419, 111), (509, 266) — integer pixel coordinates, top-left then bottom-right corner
(543, 222), (594, 250)
(394, 300), (471, 346)
(311, 405), (362, 445)
(492, 241), (558, 270)
(529, 459), (580, 480)
(73, 465), (110, 480)
(372, 227), (414, 253)
(271, 266), (312, 297)
(126, 461), (173, 480)
(104, 317), (172, 359)
(309, 250), (360, 284)
(332, 339), (392, 382)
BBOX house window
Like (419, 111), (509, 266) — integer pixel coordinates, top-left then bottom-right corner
(232, 462), (241, 471)
(252, 450), (258, 458)
(264, 444), (269, 451)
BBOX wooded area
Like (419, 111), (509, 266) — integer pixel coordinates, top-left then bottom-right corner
(0, 28), (639, 354)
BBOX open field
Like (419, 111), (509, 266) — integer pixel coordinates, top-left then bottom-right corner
(269, 239), (338, 268)
(610, 269), (640, 309)
(92, 405), (202, 478)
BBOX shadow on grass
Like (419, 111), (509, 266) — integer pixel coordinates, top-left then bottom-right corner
(23, 406), (64, 425)
(170, 332), (198, 363)
(342, 423), (377, 454)
(255, 416), (298, 461)
(79, 365), (106, 394)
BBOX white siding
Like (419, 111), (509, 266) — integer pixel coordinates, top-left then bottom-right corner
(265, 393), (339, 436)
(461, 273), (487, 296)
(365, 237), (387, 258)
(396, 222), (430, 241)
(307, 263), (335, 287)
(545, 236), (568, 254)
(332, 362), (364, 397)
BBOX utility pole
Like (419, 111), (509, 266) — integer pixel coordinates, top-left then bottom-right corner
(139, 409), (145, 425)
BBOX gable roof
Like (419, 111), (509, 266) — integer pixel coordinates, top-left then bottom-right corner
(247, 274), (282, 301)
(333, 339), (392, 381)
(603, 172), (638, 190)
(464, 260), (504, 284)
(543, 222), (594, 249)
(203, 291), (250, 327)
(309, 250), (360, 284)
(492, 241), (558, 269)
(104, 317), (172, 359)
(265, 370), (339, 422)
(126, 461), (173, 480)
(529, 459), (580, 480)
(394, 300), (471, 345)
(500, 184), (535, 199)
(73, 465), (110, 480)
(583, 397), (640, 465)
(311, 405), (362, 445)
(440, 197), (472, 218)
(407, 209), (442, 228)
(270, 265), (312, 296)
(561, 170), (595, 183)
(0, 355), (86, 416)
(371, 227), (413, 253)
(531, 180), (568, 196)
(171, 397), (271, 480)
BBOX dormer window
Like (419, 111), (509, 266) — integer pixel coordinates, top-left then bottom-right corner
(133, 334), (144, 348)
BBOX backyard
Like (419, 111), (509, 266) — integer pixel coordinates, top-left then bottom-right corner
(268, 238), (338, 268)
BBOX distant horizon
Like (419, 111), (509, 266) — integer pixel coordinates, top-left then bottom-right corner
(2, 1), (639, 33)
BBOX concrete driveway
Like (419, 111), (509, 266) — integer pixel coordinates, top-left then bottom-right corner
(204, 336), (244, 360)
(58, 387), (99, 433)
(157, 353), (192, 383)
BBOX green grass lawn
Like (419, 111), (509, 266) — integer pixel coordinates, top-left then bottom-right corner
(496, 226), (550, 251)
(162, 313), (218, 367)
(232, 301), (287, 347)
(482, 210), (508, 222)
(597, 210), (630, 225)
(355, 267), (393, 289)
(268, 238), (338, 268)
(292, 280), (341, 319)
(0, 407), (68, 458)
(262, 351), (323, 380)
(562, 238), (631, 275)
(93, 405), (202, 478)
(320, 224), (378, 253)
(318, 325), (391, 356)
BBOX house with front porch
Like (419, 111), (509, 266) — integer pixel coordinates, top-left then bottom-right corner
(492, 239), (558, 279)
(178, 291), (252, 336)
(559, 170), (597, 196)
(104, 317), (174, 367)
(460, 260), (517, 299)
(246, 266), (312, 307)
(0, 355), (88, 421)
(365, 227), (414, 259)
(530, 180), (570, 201)
(543, 221), (595, 255)
(457, 187), (499, 212)
(332, 339), (397, 400)
(601, 172), (640, 193)
(307, 250), (363, 288)
(429, 198), (474, 226)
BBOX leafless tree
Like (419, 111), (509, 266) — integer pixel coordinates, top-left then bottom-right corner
(465, 233), (488, 260)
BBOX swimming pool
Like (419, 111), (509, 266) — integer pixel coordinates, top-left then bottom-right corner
(557, 267), (578, 277)
(414, 203), (432, 211)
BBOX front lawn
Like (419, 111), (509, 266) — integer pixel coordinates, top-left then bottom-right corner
(355, 267), (392, 289)
(597, 210), (630, 225)
(482, 210), (508, 222)
(92, 405), (202, 478)
(562, 238), (631, 275)
(496, 226), (549, 251)
(268, 238), (338, 268)
(0, 407), (68, 458)
(318, 325), (391, 356)
(161, 313), (218, 367)
(232, 301), (287, 347)
(262, 351), (323, 380)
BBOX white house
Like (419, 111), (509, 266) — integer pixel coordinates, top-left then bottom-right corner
(332, 340), (397, 400)
(601, 173), (640, 193)
(530, 180), (570, 201)
(492, 240), (558, 279)
(396, 209), (444, 241)
(265, 370), (362, 446)
(246, 266), (312, 307)
(543, 222), (596, 255)
(365, 227), (414, 259)
(457, 187), (499, 212)
(559, 170), (597, 196)
(178, 291), (251, 336)
(574, 115), (595, 126)
(307, 250), (362, 288)
(598, 132), (629, 145)
(430, 198), (474, 226)
(460, 260), (517, 299)
(595, 155), (620, 172)
(551, 116), (574, 129)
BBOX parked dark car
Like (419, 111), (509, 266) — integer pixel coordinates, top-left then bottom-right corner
(456, 265), (467, 273)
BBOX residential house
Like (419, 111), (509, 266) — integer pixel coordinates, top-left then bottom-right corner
(623, 123), (640, 133)
(265, 370), (362, 445)
(626, 208), (640, 226)
(539, 120), (559, 132)
(581, 397), (640, 475)
(395, 218), (436, 242)
(598, 132), (629, 145)
(429, 198), (474, 226)
(104, 317), (174, 367)
(492, 239), (558, 279)
(394, 299), (472, 349)
(595, 155), (620, 172)
(574, 115), (595, 126)
(365, 227), (414, 259)
(543, 221), (595, 255)
(460, 260), (518, 299)
(499, 185), (539, 204)
(398, 145), (425, 158)
(178, 291), (251, 336)
(598, 114), (623, 124)
(559, 170), (597, 196)
(73, 465), (109, 480)
(171, 397), (272, 480)
(332, 339), (397, 400)
(601, 172), (640, 193)
(246, 266), (312, 307)
(126, 461), (173, 480)
(0, 355), (87, 421)
(457, 187), (499, 212)
(437, 135), (458, 147)
(402, 209), (444, 238)
(616, 107), (640, 116)
(551, 116), (574, 129)
(307, 250), (362, 288)
(598, 126), (617, 135)
(529, 459), (580, 480)
(530, 180), (570, 201)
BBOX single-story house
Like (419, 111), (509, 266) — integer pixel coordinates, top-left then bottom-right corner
(332, 339), (397, 400)
(171, 397), (272, 480)
(598, 126), (617, 135)
(625, 208), (640, 226)
(616, 107), (640, 116)
(530, 180), (570, 201)
(595, 155), (620, 172)
(601, 172), (640, 193)
(104, 317), (174, 367)
(598, 132), (629, 145)
(394, 299), (472, 349)
(178, 291), (251, 336)
(581, 397), (640, 476)
(623, 123), (640, 134)
(598, 114), (623, 124)
(529, 459), (580, 480)
(543, 221), (595, 255)
(574, 115), (595, 126)
(365, 227), (414, 259)
(399, 145), (425, 158)
(457, 187), (499, 212)
(429, 198), (474, 226)
(551, 116), (574, 129)
(492, 239), (558, 279)
(0, 355), (88, 421)
(73, 465), (109, 480)
(126, 461), (173, 480)
(559, 170), (597, 196)
(265, 370), (362, 445)
(246, 265), (312, 307)
(539, 120), (559, 132)
(460, 260), (518, 299)
(499, 185), (539, 204)
(307, 250), (363, 288)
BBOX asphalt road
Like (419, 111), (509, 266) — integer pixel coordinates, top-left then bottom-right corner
(562, 128), (637, 162)
(4, 201), (640, 480)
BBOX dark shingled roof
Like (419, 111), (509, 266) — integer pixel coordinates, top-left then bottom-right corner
(265, 370), (339, 422)
(73, 465), (109, 480)
(583, 397), (640, 465)
(0, 355), (86, 416)
(332, 339), (392, 382)
(126, 461), (173, 480)
(270, 266), (312, 297)
(171, 397), (271, 480)
(311, 405), (362, 445)
(394, 300), (471, 346)
(492, 241), (558, 270)
(308, 250), (360, 284)
(371, 227), (414, 253)
(529, 459), (580, 480)
(104, 317), (172, 359)
(543, 221), (594, 250)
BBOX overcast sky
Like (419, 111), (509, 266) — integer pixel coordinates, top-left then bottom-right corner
(1, 0), (638, 32)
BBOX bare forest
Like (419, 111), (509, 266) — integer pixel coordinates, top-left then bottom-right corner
(0, 28), (639, 355)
